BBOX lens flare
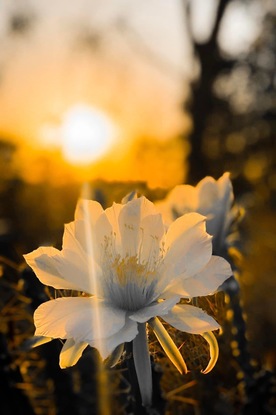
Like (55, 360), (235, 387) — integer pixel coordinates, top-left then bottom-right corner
(61, 104), (116, 165)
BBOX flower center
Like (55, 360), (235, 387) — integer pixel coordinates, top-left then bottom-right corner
(104, 255), (158, 311)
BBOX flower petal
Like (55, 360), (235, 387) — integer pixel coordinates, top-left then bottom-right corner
(104, 343), (125, 368)
(156, 184), (198, 228)
(34, 297), (127, 343)
(200, 331), (219, 374)
(118, 197), (159, 258)
(24, 246), (100, 294)
(129, 296), (180, 323)
(59, 338), (88, 368)
(165, 184), (198, 216)
(74, 199), (116, 270)
(162, 304), (220, 334)
(161, 213), (212, 286)
(62, 221), (85, 255)
(163, 256), (232, 298)
(104, 202), (124, 253)
(197, 173), (234, 253)
(26, 336), (53, 348)
(74, 214), (112, 266)
(157, 173), (234, 255)
(149, 317), (188, 374)
(198, 173), (233, 213)
(139, 213), (165, 265)
(74, 199), (103, 223)
(24, 247), (85, 291)
(93, 317), (138, 360)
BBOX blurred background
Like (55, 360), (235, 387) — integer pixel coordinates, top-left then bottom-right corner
(0, 1), (275, 414)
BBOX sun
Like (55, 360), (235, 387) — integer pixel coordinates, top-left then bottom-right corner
(60, 104), (116, 165)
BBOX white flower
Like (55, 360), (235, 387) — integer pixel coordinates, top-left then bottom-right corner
(24, 196), (232, 406)
(156, 173), (235, 255)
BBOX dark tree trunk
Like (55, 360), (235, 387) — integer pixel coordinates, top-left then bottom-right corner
(184, 0), (234, 184)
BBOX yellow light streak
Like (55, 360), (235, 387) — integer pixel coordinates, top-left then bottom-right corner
(81, 183), (111, 415)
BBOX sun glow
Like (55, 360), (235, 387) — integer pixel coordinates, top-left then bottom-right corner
(60, 105), (117, 165)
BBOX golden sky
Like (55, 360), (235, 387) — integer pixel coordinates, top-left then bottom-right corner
(0, 0), (261, 188)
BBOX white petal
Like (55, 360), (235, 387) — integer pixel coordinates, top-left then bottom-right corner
(24, 246), (100, 294)
(139, 213), (165, 265)
(74, 199), (103, 222)
(24, 247), (86, 291)
(162, 213), (212, 282)
(166, 184), (198, 214)
(74, 215), (112, 268)
(104, 202), (124, 253)
(59, 338), (88, 368)
(129, 296), (180, 323)
(155, 199), (174, 227)
(218, 172), (233, 203)
(74, 200), (113, 266)
(93, 318), (138, 360)
(162, 304), (220, 334)
(121, 191), (138, 204)
(34, 297), (126, 343)
(165, 212), (205, 247)
(94, 212), (114, 247)
(59, 252), (103, 295)
(164, 256), (232, 298)
(198, 176), (220, 209)
(71, 220), (92, 254)
(197, 173), (233, 250)
(71, 222), (102, 283)
(104, 344), (125, 368)
(62, 221), (84, 253)
(118, 197), (158, 257)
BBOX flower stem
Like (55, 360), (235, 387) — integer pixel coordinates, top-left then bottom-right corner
(124, 331), (166, 414)
(124, 342), (147, 414)
(133, 323), (152, 407)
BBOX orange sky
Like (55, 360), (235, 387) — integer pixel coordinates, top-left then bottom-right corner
(0, 0), (261, 188)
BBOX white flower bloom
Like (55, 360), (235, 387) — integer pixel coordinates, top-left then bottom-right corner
(24, 196), (232, 406)
(156, 173), (235, 255)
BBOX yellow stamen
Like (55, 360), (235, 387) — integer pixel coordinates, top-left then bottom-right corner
(113, 255), (156, 286)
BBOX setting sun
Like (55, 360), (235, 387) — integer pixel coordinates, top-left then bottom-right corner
(60, 105), (117, 165)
